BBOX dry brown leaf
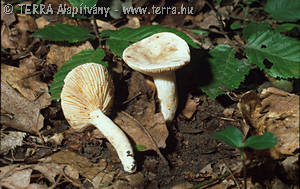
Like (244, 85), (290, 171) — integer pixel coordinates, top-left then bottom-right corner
(114, 111), (168, 151)
(0, 131), (26, 154)
(0, 168), (32, 189)
(94, 19), (116, 32)
(15, 15), (37, 48)
(182, 93), (199, 119)
(35, 16), (50, 29)
(237, 88), (299, 159)
(46, 41), (93, 69)
(1, 81), (50, 134)
(40, 150), (107, 180)
(122, 16), (140, 29)
(1, 24), (16, 49)
(1, 57), (50, 102)
(1, 4), (16, 26)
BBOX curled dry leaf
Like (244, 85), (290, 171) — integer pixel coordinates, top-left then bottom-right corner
(0, 131), (26, 154)
(46, 41), (93, 68)
(1, 81), (50, 134)
(237, 87), (299, 159)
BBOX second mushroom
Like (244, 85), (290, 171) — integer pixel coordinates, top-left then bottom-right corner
(123, 32), (191, 122)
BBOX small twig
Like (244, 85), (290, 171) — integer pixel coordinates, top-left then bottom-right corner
(222, 159), (241, 189)
(91, 15), (101, 45)
(189, 172), (230, 189)
(122, 92), (142, 105)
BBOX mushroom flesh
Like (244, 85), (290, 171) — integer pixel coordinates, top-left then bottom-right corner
(123, 32), (190, 122)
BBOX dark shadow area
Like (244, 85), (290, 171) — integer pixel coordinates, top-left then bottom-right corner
(176, 47), (212, 115)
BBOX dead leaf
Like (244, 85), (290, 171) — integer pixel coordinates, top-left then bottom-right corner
(281, 155), (299, 183)
(94, 19), (116, 32)
(1, 81), (50, 134)
(46, 41), (93, 69)
(171, 182), (193, 189)
(40, 150), (107, 180)
(182, 93), (199, 119)
(1, 4), (16, 26)
(1, 57), (50, 102)
(15, 15), (37, 48)
(0, 168), (32, 189)
(1, 24), (16, 49)
(238, 88), (299, 159)
(35, 16), (50, 29)
(122, 16), (140, 29)
(0, 131), (26, 154)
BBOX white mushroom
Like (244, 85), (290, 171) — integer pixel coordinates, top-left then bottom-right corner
(122, 32), (190, 122)
(61, 63), (136, 173)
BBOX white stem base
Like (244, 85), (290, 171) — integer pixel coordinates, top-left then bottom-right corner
(89, 109), (136, 173)
(152, 72), (177, 122)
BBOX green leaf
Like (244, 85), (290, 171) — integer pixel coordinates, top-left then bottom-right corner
(136, 145), (147, 151)
(101, 25), (200, 57)
(217, 0), (222, 4)
(200, 45), (251, 98)
(274, 24), (300, 33)
(245, 30), (300, 78)
(230, 23), (242, 30)
(67, 0), (98, 8)
(244, 132), (277, 150)
(245, 0), (259, 5)
(192, 29), (209, 36)
(243, 22), (271, 40)
(49, 49), (107, 100)
(264, 0), (300, 22)
(210, 127), (243, 149)
(31, 24), (95, 43)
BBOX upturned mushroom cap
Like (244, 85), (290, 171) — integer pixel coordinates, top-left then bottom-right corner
(122, 32), (190, 75)
(61, 63), (114, 130)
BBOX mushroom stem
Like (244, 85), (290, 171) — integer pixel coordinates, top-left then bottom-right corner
(151, 71), (178, 122)
(89, 109), (136, 173)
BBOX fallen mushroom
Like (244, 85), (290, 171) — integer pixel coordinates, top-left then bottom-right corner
(61, 63), (136, 173)
(123, 32), (190, 122)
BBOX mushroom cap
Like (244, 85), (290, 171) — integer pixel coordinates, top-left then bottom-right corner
(122, 32), (190, 75)
(61, 63), (114, 130)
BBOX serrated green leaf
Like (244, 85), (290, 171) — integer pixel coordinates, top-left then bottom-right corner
(245, 30), (300, 78)
(136, 144), (147, 151)
(31, 24), (95, 43)
(200, 45), (251, 99)
(210, 127), (243, 149)
(274, 24), (300, 33)
(243, 22), (271, 40)
(230, 23), (242, 30)
(67, 0), (98, 8)
(49, 49), (107, 100)
(244, 132), (277, 150)
(264, 0), (300, 22)
(101, 25), (200, 57)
